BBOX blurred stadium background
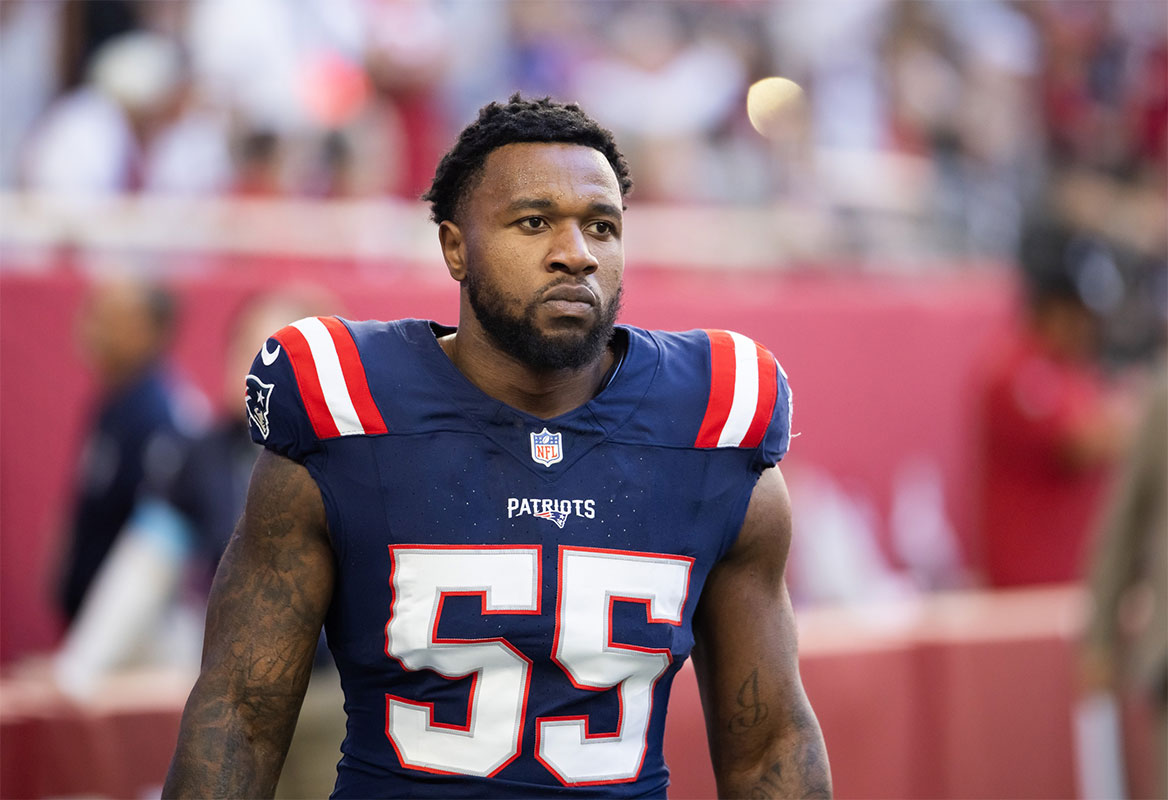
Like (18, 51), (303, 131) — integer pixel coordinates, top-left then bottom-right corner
(0, 0), (1165, 798)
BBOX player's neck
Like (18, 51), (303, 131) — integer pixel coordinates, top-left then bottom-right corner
(438, 326), (615, 420)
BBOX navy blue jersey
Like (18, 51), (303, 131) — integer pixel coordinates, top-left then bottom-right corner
(246, 318), (792, 798)
(59, 365), (195, 621)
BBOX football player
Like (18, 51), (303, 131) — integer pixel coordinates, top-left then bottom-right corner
(164, 95), (831, 799)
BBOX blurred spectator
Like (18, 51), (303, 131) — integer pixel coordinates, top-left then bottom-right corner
(0, 0), (64, 188)
(573, 3), (748, 201)
(767, 0), (889, 154)
(505, 0), (592, 100)
(974, 222), (1136, 587)
(58, 0), (141, 93)
(929, 1), (1044, 257)
(329, 56), (409, 197)
(22, 30), (231, 196)
(1037, 1), (1167, 179)
(1049, 168), (1168, 365)
(52, 286), (335, 687)
(230, 128), (286, 197)
(303, 130), (359, 199)
(1127, 39), (1167, 178)
(55, 276), (204, 625)
(184, 0), (447, 200)
(186, 0), (365, 135)
(1080, 359), (1167, 798)
(53, 286), (345, 792)
(362, 0), (451, 197)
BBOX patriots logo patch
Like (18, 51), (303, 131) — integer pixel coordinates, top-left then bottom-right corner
(245, 374), (275, 439)
(533, 509), (570, 528)
(507, 497), (596, 527)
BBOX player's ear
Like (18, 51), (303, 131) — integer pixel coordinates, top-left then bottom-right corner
(438, 221), (467, 282)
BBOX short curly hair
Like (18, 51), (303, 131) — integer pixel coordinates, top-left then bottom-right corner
(423, 94), (633, 224)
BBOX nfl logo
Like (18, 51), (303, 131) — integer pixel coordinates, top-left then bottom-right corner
(530, 428), (563, 467)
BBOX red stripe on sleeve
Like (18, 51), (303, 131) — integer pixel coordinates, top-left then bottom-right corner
(319, 316), (388, 435)
(741, 342), (779, 449)
(273, 325), (341, 439)
(694, 330), (738, 448)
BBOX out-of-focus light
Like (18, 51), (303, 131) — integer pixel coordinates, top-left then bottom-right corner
(746, 76), (805, 139)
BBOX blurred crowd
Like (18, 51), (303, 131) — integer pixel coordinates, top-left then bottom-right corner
(2, 0), (1165, 353)
(0, 1), (1163, 230)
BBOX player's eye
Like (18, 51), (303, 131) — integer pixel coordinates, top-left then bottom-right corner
(588, 220), (618, 237)
(518, 217), (547, 230)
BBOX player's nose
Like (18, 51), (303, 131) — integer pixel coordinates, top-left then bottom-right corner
(546, 224), (598, 276)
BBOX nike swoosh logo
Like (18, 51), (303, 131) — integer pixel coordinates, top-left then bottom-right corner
(261, 341), (281, 366)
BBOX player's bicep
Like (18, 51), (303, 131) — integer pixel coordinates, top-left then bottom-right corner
(692, 467), (828, 796)
(199, 448), (334, 700)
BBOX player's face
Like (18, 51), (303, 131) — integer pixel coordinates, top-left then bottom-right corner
(453, 142), (625, 371)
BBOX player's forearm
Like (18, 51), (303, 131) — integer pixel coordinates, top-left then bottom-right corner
(712, 710), (832, 800)
(164, 663), (313, 794)
(163, 675), (302, 798)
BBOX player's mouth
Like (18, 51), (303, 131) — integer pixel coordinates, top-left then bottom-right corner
(541, 284), (596, 317)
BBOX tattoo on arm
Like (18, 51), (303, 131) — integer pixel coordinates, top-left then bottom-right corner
(748, 761), (784, 800)
(744, 724), (833, 800)
(163, 452), (332, 798)
(729, 668), (770, 734)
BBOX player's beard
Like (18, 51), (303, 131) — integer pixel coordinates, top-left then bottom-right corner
(466, 270), (622, 371)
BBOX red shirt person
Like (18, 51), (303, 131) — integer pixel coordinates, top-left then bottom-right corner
(977, 253), (1133, 587)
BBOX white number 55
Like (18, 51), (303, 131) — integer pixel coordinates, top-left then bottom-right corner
(385, 545), (693, 786)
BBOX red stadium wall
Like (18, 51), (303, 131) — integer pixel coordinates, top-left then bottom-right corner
(0, 258), (1017, 662)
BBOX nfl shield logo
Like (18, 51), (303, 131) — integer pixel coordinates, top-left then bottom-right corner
(530, 428), (563, 467)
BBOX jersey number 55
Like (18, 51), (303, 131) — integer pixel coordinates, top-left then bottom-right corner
(385, 545), (694, 786)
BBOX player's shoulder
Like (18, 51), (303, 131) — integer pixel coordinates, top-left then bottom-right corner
(243, 317), (432, 459)
(623, 326), (794, 464)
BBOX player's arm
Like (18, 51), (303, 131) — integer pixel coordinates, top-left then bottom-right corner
(163, 449), (334, 799)
(692, 466), (831, 799)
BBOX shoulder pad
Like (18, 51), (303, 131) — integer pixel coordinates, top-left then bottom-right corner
(693, 329), (793, 465)
(245, 316), (387, 460)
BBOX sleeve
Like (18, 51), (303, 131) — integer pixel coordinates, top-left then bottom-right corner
(692, 329), (793, 470)
(244, 325), (322, 463)
(245, 316), (389, 462)
(759, 356), (794, 469)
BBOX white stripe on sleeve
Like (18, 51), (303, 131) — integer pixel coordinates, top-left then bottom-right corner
(290, 317), (364, 436)
(717, 331), (761, 447)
